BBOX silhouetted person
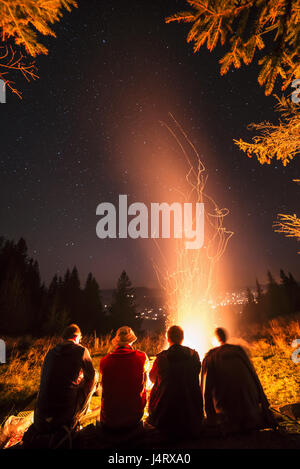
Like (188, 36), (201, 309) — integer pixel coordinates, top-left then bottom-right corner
(34, 324), (96, 433)
(147, 325), (203, 438)
(201, 327), (277, 434)
(99, 326), (148, 432)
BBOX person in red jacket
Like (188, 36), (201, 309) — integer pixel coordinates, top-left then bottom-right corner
(99, 326), (148, 432)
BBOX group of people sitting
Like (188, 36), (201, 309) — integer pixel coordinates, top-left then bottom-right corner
(27, 323), (277, 446)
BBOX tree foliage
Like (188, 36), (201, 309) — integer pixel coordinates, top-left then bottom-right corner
(274, 213), (300, 251)
(166, 0), (300, 95)
(242, 269), (300, 325)
(273, 179), (300, 251)
(109, 270), (141, 333)
(167, 1), (300, 250)
(234, 96), (300, 166)
(167, 1), (300, 165)
(0, 235), (106, 336)
(0, 0), (77, 97)
(0, 237), (44, 334)
(83, 272), (104, 334)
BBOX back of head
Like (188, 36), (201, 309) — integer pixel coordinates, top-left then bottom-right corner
(112, 326), (137, 347)
(167, 325), (184, 345)
(62, 324), (81, 341)
(214, 327), (227, 345)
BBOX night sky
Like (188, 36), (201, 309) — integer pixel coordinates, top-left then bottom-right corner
(1, 0), (299, 292)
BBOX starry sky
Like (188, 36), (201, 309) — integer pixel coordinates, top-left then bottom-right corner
(0, 0), (299, 292)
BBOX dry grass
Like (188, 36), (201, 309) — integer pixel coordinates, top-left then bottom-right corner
(0, 317), (299, 426)
(0, 336), (57, 421)
(246, 315), (300, 408)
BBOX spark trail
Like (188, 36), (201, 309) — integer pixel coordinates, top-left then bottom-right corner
(153, 114), (234, 357)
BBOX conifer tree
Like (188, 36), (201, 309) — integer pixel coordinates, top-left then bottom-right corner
(82, 272), (104, 334)
(0, 0), (77, 97)
(246, 287), (255, 305)
(234, 96), (299, 167)
(109, 270), (141, 332)
(273, 180), (300, 252)
(167, 0), (299, 96)
(242, 269), (300, 325)
(43, 305), (70, 336)
(66, 266), (82, 324)
(0, 237), (44, 334)
(167, 1), (299, 250)
(255, 278), (263, 302)
(279, 268), (300, 313)
(242, 287), (256, 323)
(266, 270), (282, 318)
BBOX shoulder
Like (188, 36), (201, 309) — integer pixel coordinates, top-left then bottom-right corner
(135, 349), (148, 362)
(72, 343), (86, 357)
(100, 351), (111, 363)
(203, 346), (219, 361)
(156, 349), (168, 359)
(100, 352), (111, 370)
(151, 350), (167, 366)
(81, 345), (92, 360)
(179, 345), (200, 360)
(44, 346), (55, 362)
(223, 343), (246, 356)
(185, 346), (199, 357)
(231, 344), (251, 359)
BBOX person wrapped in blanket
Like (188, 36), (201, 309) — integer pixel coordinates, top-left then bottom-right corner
(200, 327), (278, 434)
(147, 325), (204, 438)
(33, 324), (96, 433)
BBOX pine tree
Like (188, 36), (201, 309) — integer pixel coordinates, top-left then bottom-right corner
(109, 270), (141, 333)
(43, 305), (70, 336)
(242, 287), (256, 323)
(246, 287), (255, 305)
(273, 180), (300, 252)
(234, 96), (299, 167)
(279, 269), (300, 314)
(0, 0), (77, 97)
(64, 266), (82, 324)
(167, 0), (300, 96)
(266, 270), (282, 318)
(48, 274), (59, 299)
(82, 273), (104, 334)
(280, 268), (289, 287)
(0, 237), (43, 335)
(255, 278), (263, 302)
(167, 1), (299, 251)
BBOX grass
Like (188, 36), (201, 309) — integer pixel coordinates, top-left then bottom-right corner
(0, 317), (299, 430)
(243, 315), (300, 409)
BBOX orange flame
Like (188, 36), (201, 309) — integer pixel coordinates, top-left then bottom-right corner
(153, 115), (234, 359)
